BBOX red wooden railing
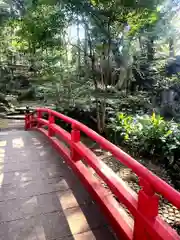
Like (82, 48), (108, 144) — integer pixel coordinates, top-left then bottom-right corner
(25, 108), (180, 240)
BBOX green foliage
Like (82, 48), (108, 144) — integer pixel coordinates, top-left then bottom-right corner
(109, 112), (180, 164)
(0, 0), (179, 146)
(127, 8), (160, 36)
(18, 4), (66, 50)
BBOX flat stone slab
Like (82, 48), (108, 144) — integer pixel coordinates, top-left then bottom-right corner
(6, 115), (25, 120)
(0, 119), (24, 130)
(0, 130), (116, 240)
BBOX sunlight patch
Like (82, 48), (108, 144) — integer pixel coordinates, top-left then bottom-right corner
(0, 153), (5, 158)
(57, 189), (91, 236)
(36, 145), (43, 149)
(0, 173), (4, 186)
(12, 138), (24, 149)
(0, 132), (8, 136)
(32, 138), (41, 145)
(0, 147), (4, 171)
(0, 165), (4, 171)
(40, 151), (46, 157)
(0, 148), (5, 154)
(0, 152), (5, 163)
(0, 141), (7, 147)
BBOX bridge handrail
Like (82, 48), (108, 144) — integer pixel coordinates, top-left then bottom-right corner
(38, 107), (180, 208)
(25, 107), (180, 240)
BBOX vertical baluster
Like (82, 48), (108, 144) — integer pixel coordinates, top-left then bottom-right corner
(29, 114), (32, 128)
(71, 124), (81, 162)
(25, 106), (31, 130)
(48, 113), (55, 137)
(25, 114), (29, 130)
(133, 178), (159, 239)
(37, 109), (42, 128)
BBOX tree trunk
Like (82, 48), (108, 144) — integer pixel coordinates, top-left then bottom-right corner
(84, 20), (88, 66)
(139, 36), (144, 54)
(96, 98), (106, 134)
(97, 19), (112, 133)
(147, 37), (154, 61)
(116, 66), (126, 90)
(106, 19), (111, 88)
(77, 17), (81, 81)
(65, 44), (74, 105)
(88, 34), (97, 89)
(169, 37), (175, 57)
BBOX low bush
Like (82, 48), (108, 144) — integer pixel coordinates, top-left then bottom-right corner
(108, 112), (180, 165)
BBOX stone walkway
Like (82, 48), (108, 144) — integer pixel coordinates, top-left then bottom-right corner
(0, 119), (24, 131)
(0, 130), (116, 240)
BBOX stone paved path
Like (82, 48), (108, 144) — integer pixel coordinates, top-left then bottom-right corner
(0, 130), (116, 240)
(0, 119), (24, 131)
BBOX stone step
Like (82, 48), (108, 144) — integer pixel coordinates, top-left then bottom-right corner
(0, 119), (24, 130)
(6, 115), (25, 120)
(15, 107), (35, 113)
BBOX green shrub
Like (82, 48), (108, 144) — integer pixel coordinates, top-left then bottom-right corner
(108, 112), (180, 164)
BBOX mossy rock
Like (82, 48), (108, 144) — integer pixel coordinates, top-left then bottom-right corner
(0, 103), (8, 113)
(0, 92), (9, 106)
(17, 88), (35, 101)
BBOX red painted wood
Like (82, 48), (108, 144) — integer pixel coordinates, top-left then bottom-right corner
(48, 114), (55, 137)
(37, 109), (42, 128)
(38, 118), (48, 126)
(73, 141), (138, 215)
(71, 127), (81, 162)
(51, 124), (71, 144)
(24, 114), (29, 130)
(133, 180), (159, 240)
(37, 109), (180, 209)
(34, 126), (133, 239)
(26, 109), (180, 240)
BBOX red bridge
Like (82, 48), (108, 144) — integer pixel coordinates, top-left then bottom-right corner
(0, 108), (179, 239)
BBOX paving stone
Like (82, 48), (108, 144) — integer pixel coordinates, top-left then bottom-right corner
(0, 162), (65, 174)
(0, 177), (69, 201)
(60, 227), (116, 240)
(0, 170), (63, 186)
(37, 192), (65, 214)
(40, 211), (72, 239)
(63, 204), (106, 236)
(0, 216), (46, 240)
(56, 189), (88, 210)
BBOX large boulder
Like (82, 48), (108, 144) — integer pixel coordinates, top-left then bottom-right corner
(167, 161), (180, 190)
(13, 75), (30, 89)
(131, 60), (158, 92)
(166, 56), (180, 77)
(17, 88), (35, 101)
(5, 95), (18, 106)
(159, 83), (180, 119)
(0, 103), (8, 112)
(0, 92), (9, 106)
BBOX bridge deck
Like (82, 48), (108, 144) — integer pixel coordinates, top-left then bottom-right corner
(0, 130), (116, 240)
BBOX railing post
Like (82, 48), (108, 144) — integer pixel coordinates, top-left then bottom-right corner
(25, 114), (30, 130)
(30, 113), (35, 128)
(71, 124), (81, 162)
(32, 111), (38, 127)
(37, 109), (42, 128)
(133, 178), (159, 239)
(25, 106), (31, 130)
(48, 113), (55, 137)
